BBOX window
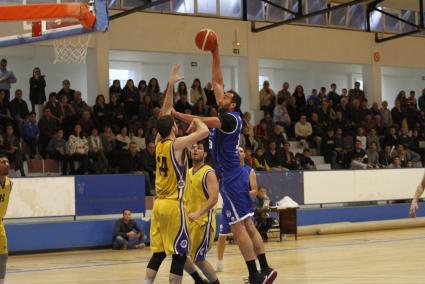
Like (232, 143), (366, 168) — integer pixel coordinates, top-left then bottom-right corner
(248, 1), (265, 20)
(348, 4), (365, 30)
(401, 10), (416, 33)
(198, 0), (217, 15)
(109, 69), (136, 87)
(220, 0), (242, 18)
(329, 3), (347, 26)
(267, 0), (286, 22)
(383, 8), (401, 33)
(173, 0), (194, 14)
(369, 9), (383, 32)
(307, 0), (326, 25)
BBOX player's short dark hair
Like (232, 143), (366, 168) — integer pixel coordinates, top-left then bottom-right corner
(0, 154), (8, 160)
(195, 139), (208, 152)
(228, 90), (241, 112)
(157, 115), (174, 138)
(123, 208), (131, 214)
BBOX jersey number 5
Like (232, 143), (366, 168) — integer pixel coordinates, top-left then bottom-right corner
(157, 156), (168, 177)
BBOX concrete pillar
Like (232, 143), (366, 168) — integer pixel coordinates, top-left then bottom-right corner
(95, 32), (109, 102)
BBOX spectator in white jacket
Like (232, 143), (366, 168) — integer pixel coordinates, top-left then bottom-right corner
(68, 123), (89, 174)
(294, 115), (312, 141)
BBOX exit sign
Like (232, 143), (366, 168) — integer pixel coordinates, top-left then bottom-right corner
(233, 49), (240, 54)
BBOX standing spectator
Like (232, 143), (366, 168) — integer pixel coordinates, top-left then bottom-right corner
(0, 59), (16, 103)
(29, 67), (46, 112)
(190, 78), (207, 105)
(259, 80), (276, 114)
(112, 209), (146, 250)
(380, 101), (393, 127)
(47, 128), (69, 175)
(407, 90), (418, 109)
(88, 127), (109, 174)
(253, 147), (269, 171)
(67, 124), (89, 174)
(348, 81), (365, 102)
(22, 112), (39, 159)
(370, 102), (380, 116)
(44, 92), (61, 121)
(281, 142), (297, 170)
(286, 95), (300, 124)
(137, 80), (147, 102)
(71, 91), (90, 117)
(418, 89), (425, 111)
(57, 79), (75, 102)
(0, 90), (13, 130)
(147, 77), (161, 105)
(38, 108), (57, 157)
(122, 79), (139, 120)
(116, 126), (131, 151)
(292, 85), (306, 112)
(175, 81), (188, 104)
(391, 100), (405, 128)
(327, 83), (340, 107)
(277, 82), (291, 106)
(298, 148), (316, 170)
(108, 93), (126, 133)
(109, 80), (123, 101)
(264, 141), (283, 171)
(93, 94), (108, 131)
(191, 98), (207, 116)
(9, 89), (29, 135)
(131, 126), (146, 151)
(204, 82), (217, 107)
(294, 115), (312, 141)
(395, 90), (408, 112)
(4, 124), (25, 176)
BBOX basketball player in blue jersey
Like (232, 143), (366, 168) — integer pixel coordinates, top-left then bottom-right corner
(174, 45), (277, 284)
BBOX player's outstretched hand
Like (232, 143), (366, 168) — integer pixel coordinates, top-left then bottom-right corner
(171, 64), (184, 84)
(409, 202), (418, 218)
(186, 118), (201, 134)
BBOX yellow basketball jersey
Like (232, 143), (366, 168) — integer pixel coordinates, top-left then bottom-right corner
(155, 140), (187, 200)
(0, 177), (12, 219)
(185, 165), (216, 226)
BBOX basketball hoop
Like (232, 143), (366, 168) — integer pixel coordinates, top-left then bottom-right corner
(53, 34), (91, 64)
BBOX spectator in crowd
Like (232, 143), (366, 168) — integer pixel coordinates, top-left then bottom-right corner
(240, 125), (258, 152)
(407, 90), (417, 109)
(253, 147), (269, 171)
(147, 77), (161, 104)
(122, 79), (139, 120)
(387, 156), (402, 169)
(22, 112), (39, 159)
(294, 115), (312, 142)
(380, 100), (393, 127)
(277, 82), (291, 106)
(310, 112), (325, 150)
(395, 90), (408, 112)
(391, 100), (405, 128)
(108, 92), (126, 133)
(287, 95), (300, 124)
(355, 127), (367, 150)
(146, 127), (158, 144)
(174, 81), (187, 103)
(0, 90), (13, 131)
(146, 107), (161, 132)
(419, 89), (425, 111)
(281, 142), (297, 170)
(374, 114), (387, 136)
(383, 126), (398, 148)
(131, 126), (146, 151)
(398, 127), (412, 149)
(367, 128), (380, 151)
(318, 100), (336, 123)
(78, 110), (94, 137)
(204, 82), (217, 107)
(145, 141), (156, 190)
(321, 128), (336, 167)
(341, 88), (348, 98)
(379, 145), (393, 167)
(109, 79), (123, 100)
(71, 91), (90, 117)
(189, 78), (206, 105)
(9, 89), (29, 135)
(101, 126), (117, 169)
(29, 67), (46, 112)
(370, 102), (380, 116)
(0, 58), (16, 103)
(67, 124), (89, 174)
(38, 108), (57, 158)
(138, 80), (147, 102)
(348, 81), (365, 102)
(253, 186), (275, 241)
(93, 94), (108, 131)
(47, 128), (69, 175)
(406, 103), (421, 130)
(116, 126), (131, 151)
(298, 148), (316, 170)
(0, 136), (7, 157)
(264, 141), (283, 171)
(44, 92), (61, 121)
(88, 127), (109, 174)
(366, 141), (381, 168)
(269, 124), (286, 149)
(349, 99), (364, 127)
(391, 144), (421, 168)
(242, 112), (255, 136)
(57, 79), (75, 102)
(174, 91), (192, 114)
(273, 97), (291, 128)
(292, 85), (306, 112)
(259, 80), (276, 114)
(191, 98), (207, 116)
(327, 83), (340, 107)
(4, 124), (25, 176)
(411, 129), (425, 164)
(334, 128), (348, 169)
(59, 95), (77, 137)
(112, 209), (146, 250)
(349, 140), (368, 169)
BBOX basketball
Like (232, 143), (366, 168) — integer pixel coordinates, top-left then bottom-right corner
(195, 29), (218, 51)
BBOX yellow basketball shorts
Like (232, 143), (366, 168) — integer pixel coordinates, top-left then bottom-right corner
(188, 215), (215, 262)
(150, 199), (189, 256)
(0, 224), (7, 255)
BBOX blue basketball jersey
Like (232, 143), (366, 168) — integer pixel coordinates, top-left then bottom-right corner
(209, 112), (243, 177)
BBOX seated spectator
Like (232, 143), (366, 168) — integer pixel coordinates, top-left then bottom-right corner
(242, 112), (255, 136)
(9, 89), (29, 135)
(147, 77), (161, 105)
(77, 110), (94, 137)
(380, 101), (393, 127)
(146, 107), (161, 133)
(191, 98), (207, 116)
(286, 95), (301, 124)
(318, 100), (335, 123)
(116, 126), (131, 151)
(174, 92), (192, 114)
(370, 102), (380, 116)
(391, 100), (405, 128)
(367, 128), (381, 151)
(269, 123), (286, 149)
(0, 135), (9, 157)
(239, 125), (258, 152)
(146, 127), (158, 144)
(4, 124), (25, 176)
(253, 186), (275, 241)
(264, 141), (284, 171)
(112, 208), (146, 250)
(138, 80), (147, 102)
(273, 97), (291, 127)
(387, 156), (402, 169)
(38, 108), (58, 158)
(71, 90), (90, 117)
(282, 142), (297, 170)
(366, 141), (381, 168)
(101, 126), (117, 169)
(348, 81), (365, 102)
(108, 92), (126, 133)
(349, 99), (364, 127)
(57, 79), (75, 102)
(109, 80), (123, 100)
(131, 126), (146, 151)
(310, 112), (325, 149)
(355, 127), (367, 150)
(294, 115), (312, 142)
(334, 128), (348, 169)
(406, 104), (421, 130)
(297, 148), (316, 170)
(189, 78), (207, 105)
(398, 127), (412, 149)
(383, 126), (398, 148)
(138, 94), (153, 125)
(349, 140), (368, 169)
(22, 112), (39, 159)
(379, 145), (393, 167)
(411, 129), (425, 165)
(47, 128), (69, 175)
(253, 147), (269, 171)
(145, 142), (156, 190)
(320, 128), (336, 166)
(204, 82), (217, 107)
(391, 144), (422, 168)
(88, 127), (109, 174)
(259, 80), (276, 114)
(44, 92), (61, 121)
(59, 95), (77, 137)
(67, 124), (89, 174)
(254, 119), (267, 142)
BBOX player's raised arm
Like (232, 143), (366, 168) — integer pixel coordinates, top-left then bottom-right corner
(173, 110), (221, 129)
(409, 173), (425, 218)
(189, 170), (219, 221)
(211, 46), (224, 104)
(161, 64), (184, 116)
(173, 118), (209, 151)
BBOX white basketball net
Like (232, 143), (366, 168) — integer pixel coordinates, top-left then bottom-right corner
(53, 34), (91, 64)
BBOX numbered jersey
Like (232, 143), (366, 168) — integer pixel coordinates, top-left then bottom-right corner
(0, 177), (12, 219)
(155, 139), (187, 200)
(209, 112), (243, 177)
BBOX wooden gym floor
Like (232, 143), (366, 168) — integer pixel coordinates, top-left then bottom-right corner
(6, 227), (425, 283)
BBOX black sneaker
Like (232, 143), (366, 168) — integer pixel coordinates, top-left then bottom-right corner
(248, 272), (266, 284)
(262, 267), (278, 284)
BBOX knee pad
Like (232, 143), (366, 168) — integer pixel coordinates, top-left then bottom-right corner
(147, 252), (166, 271)
(170, 254), (187, 276)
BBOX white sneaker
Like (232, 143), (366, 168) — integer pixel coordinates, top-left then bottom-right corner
(276, 196), (299, 209)
(215, 261), (223, 272)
